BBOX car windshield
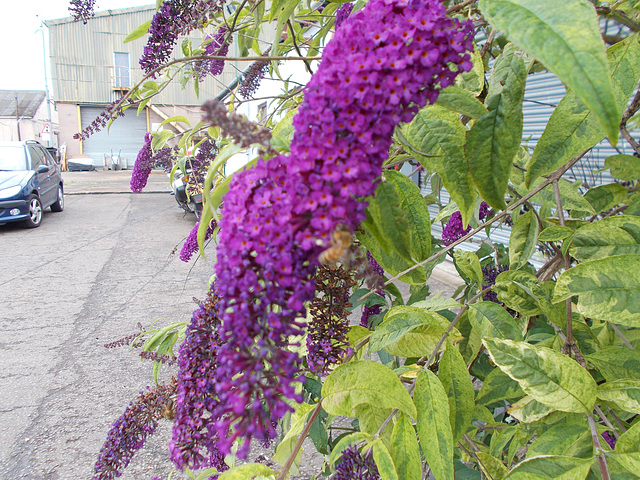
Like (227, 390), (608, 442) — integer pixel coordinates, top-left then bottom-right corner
(0, 146), (27, 171)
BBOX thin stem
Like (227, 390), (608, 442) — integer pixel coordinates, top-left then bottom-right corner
(358, 149), (590, 303)
(275, 400), (323, 480)
(480, 29), (496, 58)
(594, 404), (619, 439)
(608, 322), (634, 349)
(589, 414), (611, 480)
(608, 407), (628, 433)
(287, 20), (314, 75)
(621, 126), (640, 155)
(596, 5), (640, 32)
(446, 0), (476, 14)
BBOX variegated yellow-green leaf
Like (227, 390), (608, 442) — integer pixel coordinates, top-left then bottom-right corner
(503, 455), (594, 480)
(493, 270), (546, 316)
(568, 216), (640, 262)
(385, 170), (431, 262)
(322, 360), (417, 419)
(218, 463), (276, 480)
(583, 183), (628, 215)
(615, 420), (640, 453)
(328, 432), (372, 467)
(466, 44), (526, 210)
(355, 404), (393, 443)
(586, 346), (640, 382)
(509, 210), (539, 270)
(468, 301), (524, 341)
(597, 380), (640, 414)
(372, 440), (399, 480)
(554, 254), (640, 326)
(480, 0), (618, 145)
(606, 452), (640, 478)
(456, 44), (485, 95)
(483, 337), (597, 414)
(476, 452), (509, 480)
(400, 105), (477, 225)
(526, 424), (592, 458)
(390, 414), (422, 480)
(454, 250), (483, 285)
(368, 307), (461, 357)
(508, 396), (553, 423)
(414, 370), (454, 480)
(476, 368), (525, 406)
(529, 178), (596, 215)
(439, 341), (475, 443)
(435, 85), (489, 119)
(539, 225), (574, 242)
(273, 402), (315, 475)
(606, 154), (640, 181)
(526, 35), (640, 186)
(367, 180), (413, 262)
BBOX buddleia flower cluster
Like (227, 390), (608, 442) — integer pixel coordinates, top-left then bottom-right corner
(238, 59), (270, 99)
(334, 445), (381, 480)
(187, 138), (219, 195)
(92, 379), (177, 480)
(360, 252), (385, 328)
(180, 219), (217, 263)
(442, 201), (493, 246)
(307, 266), (356, 374)
(140, 0), (225, 76)
(197, 27), (231, 79)
(210, 0), (473, 454)
(201, 99), (272, 151)
(169, 291), (227, 472)
(481, 264), (508, 303)
(69, 0), (96, 23)
(334, 2), (353, 29)
(73, 99), (129, 141)
(130, 133), (176, 193)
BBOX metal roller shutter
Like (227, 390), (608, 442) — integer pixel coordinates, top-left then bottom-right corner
(80, 105), (147, 169)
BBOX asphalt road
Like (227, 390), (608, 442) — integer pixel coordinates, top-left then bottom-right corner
(0, 191), (214, 479)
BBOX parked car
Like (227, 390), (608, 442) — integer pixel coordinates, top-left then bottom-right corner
(0, 140), (64, 228)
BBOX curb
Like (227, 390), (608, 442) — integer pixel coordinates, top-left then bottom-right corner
(65, 190), (171, 196)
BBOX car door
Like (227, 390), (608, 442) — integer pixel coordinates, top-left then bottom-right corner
(28, 146), (55, 206)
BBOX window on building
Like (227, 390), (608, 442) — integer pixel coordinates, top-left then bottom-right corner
(257, 102), (267, 125)
(114, 52), (131, 88)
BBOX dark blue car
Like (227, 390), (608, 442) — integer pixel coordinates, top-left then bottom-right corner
(0, 140), (64, 228)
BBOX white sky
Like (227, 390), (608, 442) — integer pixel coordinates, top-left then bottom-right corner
(1, 0), (152, 91)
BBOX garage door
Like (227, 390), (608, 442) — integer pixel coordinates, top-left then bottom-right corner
(80, 106), (147, 169)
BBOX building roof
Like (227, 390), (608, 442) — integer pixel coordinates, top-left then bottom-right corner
(45, 5), (154, 26)
(0, 90), (46, 118)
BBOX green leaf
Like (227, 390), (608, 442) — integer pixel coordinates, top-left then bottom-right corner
(456, 44), (485, 95)
(606, 154), (640, 181)
(435, 85), (489, 119)
(438, 341), (475, 443)
(503, 455), (594, 480)
(568, 215), (640, 262)
(509, 210), (540, 270)
(526, 424), (592, 458)
(372, 441), (399, 480)
(390, 414), (422, 480)
(583, 183), (628, 214)
(328, 432), (372, 466)
(454, 250), (483, 285)
(476, 367), (525, 406)
(493, 270), (549, 316)
(529, 178), (596, 216)
(483, 337), (597, 414)
(526, 35), (640, 185)
(218, 463), (276, 480)
(468, 301), (524, 341)
(272, 403), (315, 476)
(479, 0), (619, 144)
(586, 346), (640, 382)
(322, 360), (417, 419)
(539, 225), (574, 242)
(385, 170), (431, 262)
(400, 105), (477, 225)
(476, 452), (509, 480)
(354, 404), (393, 441)
(414, 370), (454, 480)
(159, 115), (191, 128)
(615, 420), (640, 453)
(554, 254), (640, 326)
(466, 43), (526, 209)
(508, 396), (554, 423)
(368, 307), (461, 357)
(123, 20), (151, 43)
(270, 108), (297, 151)
(597, 380), (640, 414)
(609, 452), (640, 478)
(151, 129), (173, 151)
(367, 180), (413, 262)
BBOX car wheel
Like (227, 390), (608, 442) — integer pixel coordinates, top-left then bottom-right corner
(51, 185), (64, 212)
(23, 194), (43, 228)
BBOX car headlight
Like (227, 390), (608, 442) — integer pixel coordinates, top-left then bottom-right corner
(0, 185), (21, 199)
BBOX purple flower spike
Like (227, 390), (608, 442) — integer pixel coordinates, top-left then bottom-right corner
(334, 445), (381, 480)
(130, 133), (175, 193)
(180, 220), (217, 263)
(212, 0), (473, 454)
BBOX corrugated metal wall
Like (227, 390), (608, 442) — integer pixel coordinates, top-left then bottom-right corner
(46, 6), (241, 105)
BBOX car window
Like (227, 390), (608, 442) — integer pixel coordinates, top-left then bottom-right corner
(28, 146), (45, 170)
(41, 147), (56, 166)
(0, 145), (27, 171)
